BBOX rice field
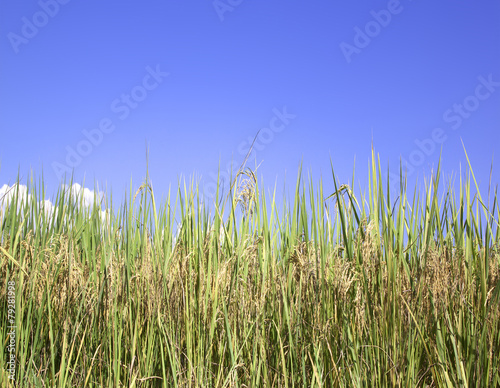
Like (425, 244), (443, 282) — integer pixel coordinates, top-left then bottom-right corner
(1, 149), (499, 387)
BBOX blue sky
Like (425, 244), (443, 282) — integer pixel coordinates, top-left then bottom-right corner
(1, 0), (499, 209)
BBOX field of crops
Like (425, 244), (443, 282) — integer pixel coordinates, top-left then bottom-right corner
(1, 150), (499, 387)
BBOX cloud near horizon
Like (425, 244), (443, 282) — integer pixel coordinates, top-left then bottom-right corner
(0, 183), (107, 227)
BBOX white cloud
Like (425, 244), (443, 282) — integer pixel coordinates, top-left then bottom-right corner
(0, 183), (28, 205)
(40, 199), (56, 220)
(0, 183), (30, 214)
(63, 183), (104, 209)
(0, 183), (109, 229)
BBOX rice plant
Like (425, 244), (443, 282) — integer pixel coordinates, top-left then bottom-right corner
(0, 147), (499, 387)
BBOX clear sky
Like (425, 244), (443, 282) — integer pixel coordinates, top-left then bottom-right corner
(1, 0), (499, 209)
